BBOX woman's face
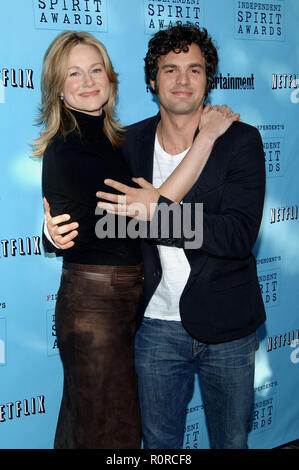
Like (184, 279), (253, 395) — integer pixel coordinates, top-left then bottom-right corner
(60, 43), (111, 116)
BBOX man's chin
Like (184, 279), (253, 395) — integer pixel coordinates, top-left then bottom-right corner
(166, 104), (200, 115)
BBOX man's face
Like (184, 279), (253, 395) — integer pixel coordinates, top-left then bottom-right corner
(150, 43), (207, 117)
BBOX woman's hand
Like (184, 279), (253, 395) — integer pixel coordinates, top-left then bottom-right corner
(199, 103), (240, 141)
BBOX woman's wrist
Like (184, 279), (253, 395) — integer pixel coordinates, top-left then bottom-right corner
(195, 127), (217, 147)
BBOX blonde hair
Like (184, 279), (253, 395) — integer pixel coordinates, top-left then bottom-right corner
(32, 31), (124, 156)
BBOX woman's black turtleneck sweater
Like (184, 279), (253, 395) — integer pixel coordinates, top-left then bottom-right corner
(42, 109), (142, 266)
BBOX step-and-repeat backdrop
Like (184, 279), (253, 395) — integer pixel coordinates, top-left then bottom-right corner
(0, 0), (298, 449)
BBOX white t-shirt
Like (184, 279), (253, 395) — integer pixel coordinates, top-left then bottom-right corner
(144, 135), (191, 322)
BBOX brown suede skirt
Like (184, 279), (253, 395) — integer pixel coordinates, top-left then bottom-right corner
(54, 262), (143, 449)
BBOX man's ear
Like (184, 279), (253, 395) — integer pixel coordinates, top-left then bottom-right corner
(150, 80), (156, 92)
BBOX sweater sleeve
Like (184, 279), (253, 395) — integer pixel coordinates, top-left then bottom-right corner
(41, 138), (104, 254)
(42, 139), (101, 215)
(41, 135), (136, 255)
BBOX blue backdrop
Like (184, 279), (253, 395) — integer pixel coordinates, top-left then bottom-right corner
(0, 0), (298, 449)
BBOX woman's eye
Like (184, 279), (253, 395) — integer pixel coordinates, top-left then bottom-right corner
(70, 71), (79, 77)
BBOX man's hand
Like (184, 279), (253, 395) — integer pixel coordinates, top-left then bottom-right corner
(96, 177), (160, 221)
(44, 197), (78, 249)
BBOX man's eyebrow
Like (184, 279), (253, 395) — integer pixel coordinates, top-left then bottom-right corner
(161, 63), (205, 69)
(189, 63), (205, 69)
(161, 64), (177, 69)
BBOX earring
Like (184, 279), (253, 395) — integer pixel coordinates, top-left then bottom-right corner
(59, 96), (64, 101)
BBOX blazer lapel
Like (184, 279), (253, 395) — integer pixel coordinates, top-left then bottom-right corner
(134, 114), (160, 184)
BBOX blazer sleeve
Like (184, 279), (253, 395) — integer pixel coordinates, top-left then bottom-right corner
(146, 125), (266, 259)
(41, 222), (62, 255)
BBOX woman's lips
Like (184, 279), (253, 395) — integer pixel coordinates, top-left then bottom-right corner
(80, 90), (99, 97)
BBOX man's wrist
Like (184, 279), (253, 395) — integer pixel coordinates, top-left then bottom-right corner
(44, 218), (59, 248)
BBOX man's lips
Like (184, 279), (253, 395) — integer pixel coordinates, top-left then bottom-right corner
(171, 89), (193, 97)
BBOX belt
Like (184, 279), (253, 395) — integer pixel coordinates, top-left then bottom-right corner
(62, 262), (143, 285)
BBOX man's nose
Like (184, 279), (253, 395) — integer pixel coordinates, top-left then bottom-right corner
(176, 70), (189, 85)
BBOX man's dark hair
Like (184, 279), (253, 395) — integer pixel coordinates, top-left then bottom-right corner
(144, 24), (218, 98)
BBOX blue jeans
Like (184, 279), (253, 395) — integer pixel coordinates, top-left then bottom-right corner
(134, 318), (258, 449)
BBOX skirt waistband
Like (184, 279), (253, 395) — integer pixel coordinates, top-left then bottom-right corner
(62, 262), (143, 284)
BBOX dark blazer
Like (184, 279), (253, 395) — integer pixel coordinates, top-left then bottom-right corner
(122, 113), (266, 343)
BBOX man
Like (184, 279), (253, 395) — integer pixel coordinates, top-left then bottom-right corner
(45, 25), (266, 449)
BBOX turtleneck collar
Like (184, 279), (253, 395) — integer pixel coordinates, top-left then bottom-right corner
(69, 108), (106, 141)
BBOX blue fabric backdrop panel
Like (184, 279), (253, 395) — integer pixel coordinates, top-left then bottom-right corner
(0, 0), (298, 449)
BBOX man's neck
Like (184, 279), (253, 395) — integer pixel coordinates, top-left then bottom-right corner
(158, 108), (203, 155)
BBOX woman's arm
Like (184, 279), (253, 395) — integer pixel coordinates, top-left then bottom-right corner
(97, 106), (239, 220)
(157, 106), (238, 202)
(149, 125), (266, 256)
(45, 105), (240, 245)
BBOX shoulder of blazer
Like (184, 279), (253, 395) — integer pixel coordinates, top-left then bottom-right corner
(212, 120), (263, 165)
(220, 120), (262, 145)
(126, 113), (160, 140)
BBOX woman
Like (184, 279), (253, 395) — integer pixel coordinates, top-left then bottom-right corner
(33, 31), (144, 449)
(33, 31), (237, 449)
